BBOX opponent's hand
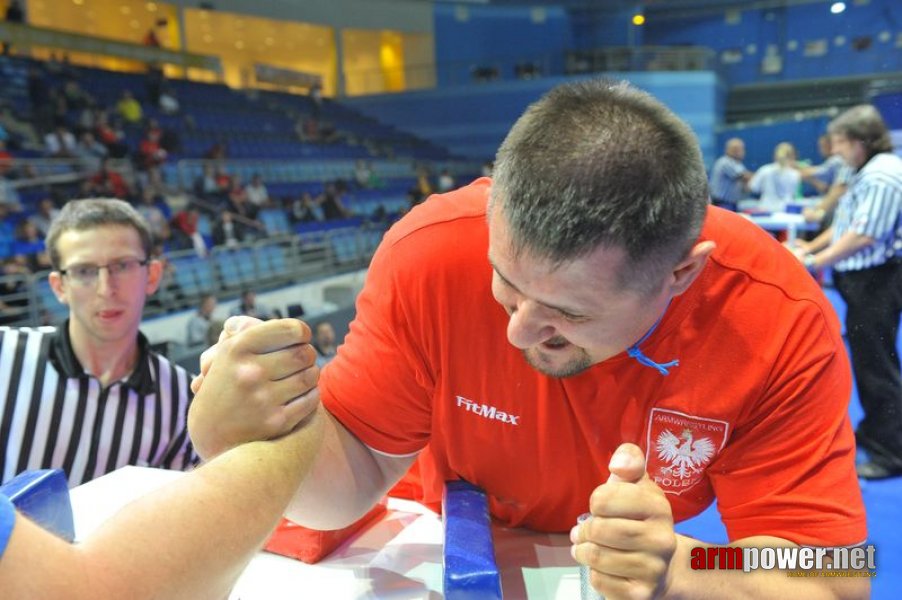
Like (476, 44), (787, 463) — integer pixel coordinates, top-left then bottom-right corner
(187, 317), (320, 461)
(571, 443), (677, 600)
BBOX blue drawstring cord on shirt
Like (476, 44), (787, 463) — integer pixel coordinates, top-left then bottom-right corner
(626, 305), (679, 376)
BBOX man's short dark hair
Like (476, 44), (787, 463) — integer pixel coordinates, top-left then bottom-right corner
(45, 198), (154, 270)
(491, 79), (709, 294)
(828, 104), (893, 160)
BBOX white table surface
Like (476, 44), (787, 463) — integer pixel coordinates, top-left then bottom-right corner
(70, 466), (583, 599)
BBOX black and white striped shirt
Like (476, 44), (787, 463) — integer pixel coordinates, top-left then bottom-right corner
(0, 323), (197, 487)
(833, 152), (902, 272)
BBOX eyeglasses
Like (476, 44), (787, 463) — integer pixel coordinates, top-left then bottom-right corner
(59, 258), (149, 286)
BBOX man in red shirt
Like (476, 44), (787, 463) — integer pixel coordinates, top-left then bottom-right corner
(190, 80), (867, 599)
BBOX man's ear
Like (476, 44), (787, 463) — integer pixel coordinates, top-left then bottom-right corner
(146, 259), (163, 295)
(47, 271), (68, 305)
(668, 241), (716, 296)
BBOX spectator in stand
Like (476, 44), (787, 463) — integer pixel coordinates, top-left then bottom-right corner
(0, 140), (11, 177)
(416, 167), (433, 197)
(212, 211), (243, 248)
(74, 131), (108, 173)
(225, 176), (264, 238)
(43, 123), (77, 158)
(116, 90), (143, 125)
(137, 125), (167, 173)
(28, 197), (60, 238)
(1, 0), (22, 53)
(245, 173), (271, 208)
(61, 78), (93, 111)
(194, 164), (222, 198)
(0, 174), (21, 211)
(354, 160), (371, 188)
(0, 257), (30, 325)
(309, 81), (323, 117)
(12, 220), (51, 271)
(136, 187), (170, 245)
(230, 289), (273, 320)
(288, 192), (322, 224)
(0, 103), (39, 148)
(170, 205), (207, 257)
(437, 169), (455, 193)
(318, 182), (351, 221)
(89, 157), (131, 199)
(159, 86), (180, 115)
(94, 110), (128, 158)
(187, 293), (217, 347)
(312, 321), (338, 367)
(0, 202), (15, 255)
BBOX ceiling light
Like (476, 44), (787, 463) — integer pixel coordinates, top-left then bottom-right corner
(632, 14), (645, 26)
(830, 2), (846, 13)
(146, 2), (157, 11)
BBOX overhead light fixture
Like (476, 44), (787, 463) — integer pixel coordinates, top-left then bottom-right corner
(632, 14), (646, 26)
(830, 2), (846, 14)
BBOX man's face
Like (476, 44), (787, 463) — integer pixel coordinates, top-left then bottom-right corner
(487, 202), (671, 378)
(49, 225), (160, 347)
(830, 133), (865, 169)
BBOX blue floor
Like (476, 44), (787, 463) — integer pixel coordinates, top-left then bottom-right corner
(674, 288), (901, 598)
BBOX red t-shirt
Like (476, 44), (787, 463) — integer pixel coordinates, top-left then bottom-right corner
(321, 178), (866, 546)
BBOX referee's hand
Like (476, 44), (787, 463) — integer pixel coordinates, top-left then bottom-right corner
(188, 317), (320, 461)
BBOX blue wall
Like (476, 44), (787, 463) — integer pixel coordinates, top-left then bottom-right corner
(344, 72), (720, 165)
(645, 0), (902, 86)
(873, 92), (902, 130)
(434, 3), (572, 87)
(569, 6), (644, 49)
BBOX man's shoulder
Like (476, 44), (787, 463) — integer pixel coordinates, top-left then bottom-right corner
(702, 207), (828, 303)
(387, 178), (488, 235)
(859, 153), (902, 186)
(381, 179), (489, 254)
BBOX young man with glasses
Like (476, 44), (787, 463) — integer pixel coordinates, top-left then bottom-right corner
(0, 198), (196, 486)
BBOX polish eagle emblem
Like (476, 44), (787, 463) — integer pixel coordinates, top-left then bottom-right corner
(655, 428), (716, 478)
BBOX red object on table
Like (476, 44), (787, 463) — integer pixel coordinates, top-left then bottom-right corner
(263, 500), (388, 563)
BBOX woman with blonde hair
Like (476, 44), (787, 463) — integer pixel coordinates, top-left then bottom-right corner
(749, 141), (801, 210)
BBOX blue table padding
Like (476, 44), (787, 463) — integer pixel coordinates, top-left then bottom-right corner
(442, 480), (503, 600)
(0, 469), (74, 542)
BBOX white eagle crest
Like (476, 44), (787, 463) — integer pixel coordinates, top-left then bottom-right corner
(655, 428), (716, 478)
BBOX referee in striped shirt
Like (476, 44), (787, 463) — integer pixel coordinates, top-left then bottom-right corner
(790, 104), (902, 480)
(0, 198), (195, 487)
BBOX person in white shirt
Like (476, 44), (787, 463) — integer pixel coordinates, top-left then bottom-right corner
(244, 174), (270, 208)
(749, 142), (801, 211)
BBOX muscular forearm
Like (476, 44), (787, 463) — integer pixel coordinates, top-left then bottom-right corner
(1, 411), (324, 600)
(666, 535), (869, 600)
(285, 407), (415, 530)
